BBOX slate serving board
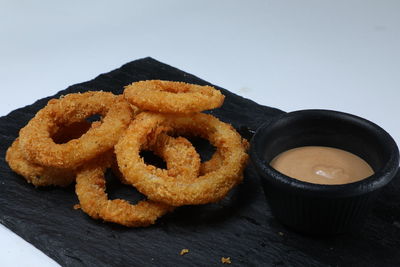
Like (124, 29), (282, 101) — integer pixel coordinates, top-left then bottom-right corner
(0, 57), (399, 267)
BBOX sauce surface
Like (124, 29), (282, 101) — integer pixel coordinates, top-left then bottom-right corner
(270, 146), (374, 185)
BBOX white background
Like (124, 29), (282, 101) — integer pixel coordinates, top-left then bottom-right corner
(1, 1), (399, 266)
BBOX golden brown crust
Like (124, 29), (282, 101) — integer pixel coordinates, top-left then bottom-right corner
(6, 121), (94, 187)
(76, 130), (201, 227)
(150, 134), (201, 180)
(75, 153), (174, 227)
(115, 112), (248, 206)
(124, 80), (225, 114)
(6, 81), (249, 228)
(111, 132), (201, 184)
(179, 249), (189, 255)
(6, 138), (76, 187)
(18, 92), (134, 169)
(221, 257), (232, 264)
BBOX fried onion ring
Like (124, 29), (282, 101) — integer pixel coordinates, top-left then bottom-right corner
(199, 138), (249, 175)
(18, 92), (133, 169)
(77, 130), (201, 226)
(6, 121), (93, 187)
(123, 80), (225, 114)
(150, 133), (201, 179)
(75, 154), (174, 227)
(7, 138), (75, 187)
(115, 112), (248, 206)
(112, 132), (201, 184)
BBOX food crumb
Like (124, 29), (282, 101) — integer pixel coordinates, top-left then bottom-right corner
(73, 204), (81, 210)
(278, 231), (284, 236)
(180, 249), (189, 256)
(221, 257), (232, 264)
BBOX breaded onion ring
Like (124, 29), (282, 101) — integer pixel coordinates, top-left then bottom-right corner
(115, 112), (248, 206)
(77, 131), (201, 226)
(18, 92), (133, 169)
(6, 139), (76, 187)
(6, 121), (93, 187)
(199, 139), (249, 175)
(112, 132), (201, 184)
(123, 80), (225, 114)
(75, 154), (174, 227)
(150, 134), (201, 179)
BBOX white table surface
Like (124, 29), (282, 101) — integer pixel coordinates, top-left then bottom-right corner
(1, 1), (399, 266)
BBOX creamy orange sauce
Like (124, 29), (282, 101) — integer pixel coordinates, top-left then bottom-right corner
(270, 146), (374, 185)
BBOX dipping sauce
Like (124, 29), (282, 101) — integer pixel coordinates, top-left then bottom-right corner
(270, 146), (374, 185)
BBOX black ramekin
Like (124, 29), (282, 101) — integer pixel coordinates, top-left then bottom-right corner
(250, 109), (399, 235)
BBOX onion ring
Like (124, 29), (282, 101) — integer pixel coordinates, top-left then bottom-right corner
(123, 80), (225, 114)
(77, 129), (201, 226)
(7, 138), (75, 187)
(200, 138), (249, 175)
(18, 92), (133, 169)
(75, 153), (174, 227)
(6, 121), (93, 187)
(112, 132), (201, 184)
(150, 133), (201, 179)
(115, 112), (248, 206)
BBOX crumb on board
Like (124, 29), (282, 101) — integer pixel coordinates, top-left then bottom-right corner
(221, 257), (232, 264)
(73, 204), (81, 210)
(278, 231), (284, 236)
(180, 249), (189, 256)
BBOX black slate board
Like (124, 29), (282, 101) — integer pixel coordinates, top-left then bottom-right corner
(1, 57), (400, 267)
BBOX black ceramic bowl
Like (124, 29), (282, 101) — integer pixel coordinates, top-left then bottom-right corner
(250, 109), (399, 235)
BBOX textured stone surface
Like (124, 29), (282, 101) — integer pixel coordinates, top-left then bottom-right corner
(0, 57), (399, 266)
